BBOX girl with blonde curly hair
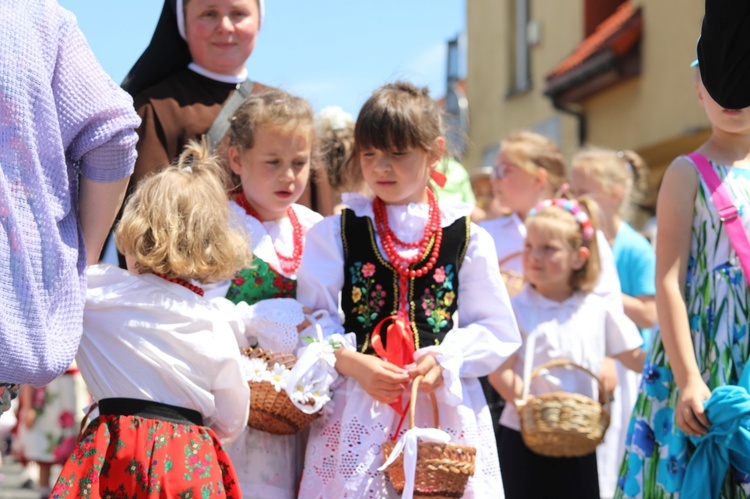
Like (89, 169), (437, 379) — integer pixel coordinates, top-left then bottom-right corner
(52, 139), (256, 499)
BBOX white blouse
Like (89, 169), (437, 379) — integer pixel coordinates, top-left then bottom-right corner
(479, 213), (526, 274)
(78, 264), (250, 443)
(499, 286), (643, 431)
(204, 203), (323, 301)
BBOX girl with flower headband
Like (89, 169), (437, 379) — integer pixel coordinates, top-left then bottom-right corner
(201, 88), (326, 499)
(489, 197), (646, 499)
(296, 81), (521, 498)
(52, 139), (256, 498)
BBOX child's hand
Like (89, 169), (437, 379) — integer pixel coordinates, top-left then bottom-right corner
(599, 357), (618, 398)
(676, 377), (711, 436)
(406, 354), (444, 393)
(337, 350), (409, 404)
(296, 307), (313, 333)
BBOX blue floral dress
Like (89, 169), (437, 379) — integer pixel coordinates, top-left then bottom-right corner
(616, 161), (750, 498)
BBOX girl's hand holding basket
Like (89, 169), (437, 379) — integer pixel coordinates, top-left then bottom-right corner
(406, 353), (444, 393)
(334, 349), (408, 405)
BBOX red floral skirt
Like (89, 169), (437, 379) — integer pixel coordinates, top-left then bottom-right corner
(51, 414), (240, 498)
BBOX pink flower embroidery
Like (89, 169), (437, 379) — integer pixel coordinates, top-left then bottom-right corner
(59, 410), (75, 429)
(54, 436), (77, 462)
(433, 266), (446, 283)
(362, 262), (376, 278)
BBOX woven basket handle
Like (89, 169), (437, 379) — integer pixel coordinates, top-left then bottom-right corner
(408, 375), (440, 430)
(519, 333), (610, 412)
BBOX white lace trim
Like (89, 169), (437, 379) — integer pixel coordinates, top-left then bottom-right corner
(300, 412), (501, 498)
(244, 298), (306, 354)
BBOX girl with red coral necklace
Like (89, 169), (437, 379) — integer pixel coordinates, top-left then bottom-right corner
(205, 89), (323, 499)
(296, 81), (522, 498)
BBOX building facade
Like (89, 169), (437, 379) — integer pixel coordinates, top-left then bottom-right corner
(464, 0), (709, 224)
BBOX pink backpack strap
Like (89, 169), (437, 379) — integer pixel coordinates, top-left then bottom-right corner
(687, 152), (750, 282)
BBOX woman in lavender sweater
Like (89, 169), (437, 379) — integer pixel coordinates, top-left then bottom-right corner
(0, 0), (140, 412)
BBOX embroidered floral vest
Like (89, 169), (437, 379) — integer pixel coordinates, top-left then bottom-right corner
(340, 209), (470, 354)
(225, 256), (296, 306)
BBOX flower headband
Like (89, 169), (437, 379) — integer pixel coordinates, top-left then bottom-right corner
(528, 198), (595, 242)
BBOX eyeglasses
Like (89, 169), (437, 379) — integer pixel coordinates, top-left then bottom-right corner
(492, 160), (519, 179)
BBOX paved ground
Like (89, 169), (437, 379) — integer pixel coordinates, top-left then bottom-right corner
(0, 458), (39, 499)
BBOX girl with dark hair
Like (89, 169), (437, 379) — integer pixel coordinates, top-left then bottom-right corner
(296, 82), (521, 498)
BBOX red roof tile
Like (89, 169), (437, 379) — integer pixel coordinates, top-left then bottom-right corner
(547, 2), (642, 79)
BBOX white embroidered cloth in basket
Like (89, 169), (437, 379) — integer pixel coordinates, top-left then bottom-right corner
(244, 298), (305, 354)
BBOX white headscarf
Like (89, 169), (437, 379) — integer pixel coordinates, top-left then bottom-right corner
(176, 0), (265, 40)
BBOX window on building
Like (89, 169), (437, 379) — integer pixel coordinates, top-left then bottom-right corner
(508, 0), (532, 95)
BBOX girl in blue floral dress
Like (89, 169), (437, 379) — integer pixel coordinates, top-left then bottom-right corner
(616, 70), (750, 498)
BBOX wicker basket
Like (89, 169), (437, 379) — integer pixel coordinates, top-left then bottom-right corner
(242, 346), (320, 435)
(517, 359), (611, 458)
(381, 376), (476, 498)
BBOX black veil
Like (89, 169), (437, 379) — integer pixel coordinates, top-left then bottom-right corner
(121, 0), (191, 97)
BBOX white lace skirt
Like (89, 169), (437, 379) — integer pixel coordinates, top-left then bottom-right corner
(298, 376), (503, 499)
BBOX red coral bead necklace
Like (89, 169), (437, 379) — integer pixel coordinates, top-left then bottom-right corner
(234, 193), (304, 275)
(153, 272), (205, 297)
(373, 188), (443, 315)
(373, 188), (443, 278)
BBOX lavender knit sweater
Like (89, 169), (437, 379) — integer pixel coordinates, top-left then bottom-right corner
(0, 1), (139, 385)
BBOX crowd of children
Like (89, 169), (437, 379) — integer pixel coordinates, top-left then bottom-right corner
(4, 29), (750, 499)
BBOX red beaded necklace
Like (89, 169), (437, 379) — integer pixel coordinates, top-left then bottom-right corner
(234, 193), (304, 275)
(373, 188), (443, 316)
(153, 272), (204, 297)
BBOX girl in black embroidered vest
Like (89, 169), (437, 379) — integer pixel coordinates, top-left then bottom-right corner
(296, 81), (522, 498)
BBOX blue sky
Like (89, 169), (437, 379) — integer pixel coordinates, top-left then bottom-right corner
(58, 1), (465, 117)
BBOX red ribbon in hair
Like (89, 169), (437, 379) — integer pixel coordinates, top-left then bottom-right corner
(371, 315), (416, 414)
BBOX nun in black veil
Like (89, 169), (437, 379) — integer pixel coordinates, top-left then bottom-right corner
(122, 0), (269, 191)
(122, 0), (334, 214)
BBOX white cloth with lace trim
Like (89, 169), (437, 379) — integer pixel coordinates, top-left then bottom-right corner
(296, 194), (522, 498)
(243, 298), (306, 354)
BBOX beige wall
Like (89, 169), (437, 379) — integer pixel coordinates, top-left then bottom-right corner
(465, 0), (710, 195)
